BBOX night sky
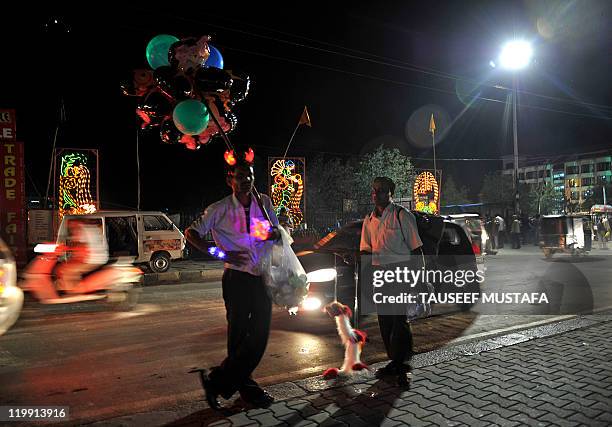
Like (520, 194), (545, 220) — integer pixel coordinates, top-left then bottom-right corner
(3, 1), (611, 214)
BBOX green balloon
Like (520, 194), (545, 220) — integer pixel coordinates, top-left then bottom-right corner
(172, 100), (210, 135)
(146, 34), (179, 70)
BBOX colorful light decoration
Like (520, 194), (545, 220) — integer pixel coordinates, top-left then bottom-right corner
(58, 153), (97, 219)
(270, 159), (304, 226)
(251, 218), (272, 241)
(413, 171), (439, 214)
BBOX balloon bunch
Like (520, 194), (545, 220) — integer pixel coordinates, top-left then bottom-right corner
(121, 34), (250, 150)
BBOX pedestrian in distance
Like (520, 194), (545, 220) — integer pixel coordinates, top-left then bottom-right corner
(511, 215), (522, 249)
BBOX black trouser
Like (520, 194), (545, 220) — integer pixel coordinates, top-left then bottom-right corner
(377, 314), (413, 371)
(209, 269), (272, 399)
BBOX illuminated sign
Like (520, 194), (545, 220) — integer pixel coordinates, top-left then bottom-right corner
(268, 157), (305, 226)
(413, 171), (439, 214)
(0, 140), (26, 264)
(58, 152), (97, 218)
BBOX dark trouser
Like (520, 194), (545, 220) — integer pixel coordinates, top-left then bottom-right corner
(377, 314), (413, 371)
(209, 269), (272, 399)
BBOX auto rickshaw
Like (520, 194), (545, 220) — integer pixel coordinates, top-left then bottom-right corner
(539, 215), (591, 258)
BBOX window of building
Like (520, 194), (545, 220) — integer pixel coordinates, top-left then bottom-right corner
(526, 171), (536, 179)
(553, 171), (565, 180)
(581, 177), (594, 186)
(505, 163), (513, 170)
(565, 165), (579, 174)
(567, 179), (579, 188)
(581, 164), (594, 173)
(597, 162), (611, 172)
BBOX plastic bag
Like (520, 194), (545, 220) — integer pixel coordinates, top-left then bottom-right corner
(260, 226), (309, 311)
(406, 280), (434, 321)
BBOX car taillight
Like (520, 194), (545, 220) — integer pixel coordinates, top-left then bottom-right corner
(472, 242), (481, 255)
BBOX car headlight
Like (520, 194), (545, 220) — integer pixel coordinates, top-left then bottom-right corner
(302, 297), (322, 311)
(34, 244), (58, 253)
(306, 268), (337, 283)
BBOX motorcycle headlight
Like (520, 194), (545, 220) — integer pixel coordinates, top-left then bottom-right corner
(34, 244), (58, 253)
(306, 268), (337, 283)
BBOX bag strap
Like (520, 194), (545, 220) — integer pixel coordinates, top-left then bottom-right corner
(396, 206), (426, 269)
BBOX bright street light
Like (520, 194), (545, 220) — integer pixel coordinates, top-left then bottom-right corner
(499, 40), (533, 70)
(498, 39), (533, 215)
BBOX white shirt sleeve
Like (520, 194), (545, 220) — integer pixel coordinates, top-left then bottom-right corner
(187, 203), (219, 236)
(399, 208), (423, 250)
(360, 216), (372, 252)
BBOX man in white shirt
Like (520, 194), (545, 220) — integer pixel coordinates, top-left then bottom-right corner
(360, 177), (422, 387)
(185, 151), (279, 409)
(495, 214), (505, 249)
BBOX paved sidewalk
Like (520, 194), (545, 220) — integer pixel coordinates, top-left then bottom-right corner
(91, 313), (612, 426)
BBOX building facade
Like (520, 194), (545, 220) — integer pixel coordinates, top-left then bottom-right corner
(501, 151), (612, 214)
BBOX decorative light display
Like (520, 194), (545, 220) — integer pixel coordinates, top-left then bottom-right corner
(58, 153), (97, 219)
(251, 218), (272, 240)
(270, 159), (304, 226)
(413, 171), (439, 214)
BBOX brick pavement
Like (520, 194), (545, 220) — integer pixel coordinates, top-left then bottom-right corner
(153, 315), (611, 427)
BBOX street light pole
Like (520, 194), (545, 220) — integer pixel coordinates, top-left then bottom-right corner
(512, 74), (520, 215)
(498, 39), (532, 215)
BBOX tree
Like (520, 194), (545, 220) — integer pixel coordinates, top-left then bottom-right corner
(479, 172), (514, 206)
(524, 183), (558, 216)
(354, 146), (415, 209)
(305, 155), (355, 226)
(441, 175), (470, 206)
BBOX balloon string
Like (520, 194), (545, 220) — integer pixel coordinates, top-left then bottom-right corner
(202, 98), (233, 152)
(202, 98), (273, 224)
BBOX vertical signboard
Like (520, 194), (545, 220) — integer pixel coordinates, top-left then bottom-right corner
(0, 110), (27, 264)
(267, 157), (306, 226)
(413, 169), (442, 215)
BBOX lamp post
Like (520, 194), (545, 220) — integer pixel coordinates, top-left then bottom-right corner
(499, 40), (532, 215)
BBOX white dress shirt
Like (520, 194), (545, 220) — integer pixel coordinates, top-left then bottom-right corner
(360, 202), (423, 266)
(188, 193), (279, 276)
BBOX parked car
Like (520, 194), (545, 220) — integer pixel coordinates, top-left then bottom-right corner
(0, 237), (23, 336)
(58, 211), (185, 273)
(297, 211), (481, 318)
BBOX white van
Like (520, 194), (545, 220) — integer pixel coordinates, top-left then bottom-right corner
(58, 211), (185, 273)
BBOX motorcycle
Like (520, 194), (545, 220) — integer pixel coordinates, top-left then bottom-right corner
(0, 237), (23, 336)
(20, 243), (143, 310)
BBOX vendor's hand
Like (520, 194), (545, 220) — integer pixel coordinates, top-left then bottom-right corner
(224, 251), (249, 266)
(268, 226), (282, 242)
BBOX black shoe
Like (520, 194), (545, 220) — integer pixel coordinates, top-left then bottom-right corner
(240, 390), (274, 408)
(198, 370), (222, 410)
(397, 371), (412, 387)
(374, 362), (397, 379)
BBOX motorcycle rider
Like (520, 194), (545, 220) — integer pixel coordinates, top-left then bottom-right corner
(55, 220), (109, 294)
